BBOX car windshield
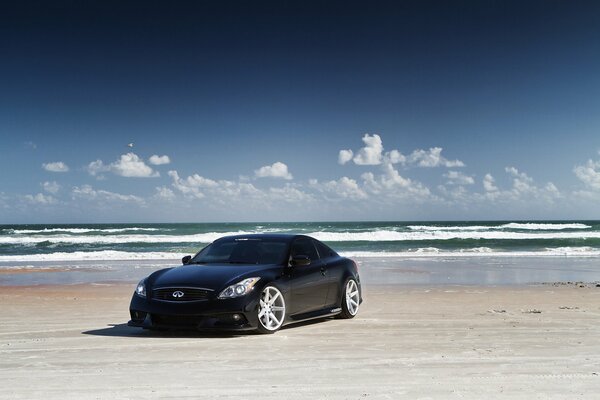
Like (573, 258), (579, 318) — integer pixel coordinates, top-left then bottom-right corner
(190, 238), (289, 265)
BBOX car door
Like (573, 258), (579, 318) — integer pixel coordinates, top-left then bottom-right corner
(287, 237), (329, 315)
(313, 239), (342, 308)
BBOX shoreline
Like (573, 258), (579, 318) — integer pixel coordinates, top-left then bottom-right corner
(4, 255), (600, 287)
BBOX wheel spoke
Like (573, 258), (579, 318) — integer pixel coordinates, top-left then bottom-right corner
(270, 312), (281, 326)
(271, 306), (284, 311)
(269, 291), (281, 304)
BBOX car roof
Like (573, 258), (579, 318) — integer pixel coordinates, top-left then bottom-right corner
(215, 233), (310, 243)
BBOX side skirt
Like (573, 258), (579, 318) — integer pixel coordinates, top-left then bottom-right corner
(287, 306), (342, 324)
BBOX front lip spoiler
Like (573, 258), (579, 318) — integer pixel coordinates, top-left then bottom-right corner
(127, 315), (256, 332)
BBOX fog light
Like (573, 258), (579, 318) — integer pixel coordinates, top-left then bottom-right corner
(232, 314), (241, 321)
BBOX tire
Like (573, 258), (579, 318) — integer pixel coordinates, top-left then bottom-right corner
(339, 278), (360, 319)
(256, 285), (286, 334)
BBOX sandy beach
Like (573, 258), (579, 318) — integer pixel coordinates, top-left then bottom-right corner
(1, 282), (599, 399)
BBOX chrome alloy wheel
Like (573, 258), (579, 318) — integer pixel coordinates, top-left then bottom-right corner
(258, 286), (286, 331)
(345, 279), (360, 316)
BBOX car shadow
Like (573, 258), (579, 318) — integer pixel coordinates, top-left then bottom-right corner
(83, 316), (336, 338)
(82, 323), (244, 339)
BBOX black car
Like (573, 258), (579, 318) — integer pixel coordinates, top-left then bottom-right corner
(128, 234), (362, 333)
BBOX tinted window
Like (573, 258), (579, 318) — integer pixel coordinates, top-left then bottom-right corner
(290, 238), (319, 261)
(313, 240), (336, 259)
(191, 239), (288, 264)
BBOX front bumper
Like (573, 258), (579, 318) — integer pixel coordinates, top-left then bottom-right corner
(128, 290), (261, 331)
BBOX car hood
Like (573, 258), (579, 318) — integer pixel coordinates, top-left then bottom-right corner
(148, 263), (279, 291)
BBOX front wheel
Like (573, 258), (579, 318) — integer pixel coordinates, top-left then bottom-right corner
(256, 285), (286, 334)
(339, 278), (360, 319)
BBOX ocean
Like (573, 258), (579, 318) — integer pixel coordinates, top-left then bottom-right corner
(1, 220), (600, 261)
(2, 221), (600, 285)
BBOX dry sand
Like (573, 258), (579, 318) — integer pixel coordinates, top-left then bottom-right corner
(1, 283), (599, 399)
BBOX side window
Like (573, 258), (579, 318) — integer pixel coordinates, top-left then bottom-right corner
(290, 238), (319, 262)
(313, 240), (335, 260)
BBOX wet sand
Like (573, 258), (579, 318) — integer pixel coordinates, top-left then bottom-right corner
(1, 283), (599, 399)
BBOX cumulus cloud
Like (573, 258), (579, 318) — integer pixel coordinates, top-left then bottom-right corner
(86, 153), (159, 178)
(86, 160), (109, 177)
(148, 155), (171, 165)
(474, 167), (560, 204)
(361, 164), (432, 200)
(71, 185), (144, 204)
(310, 177), (368, 200)
(386, 150), (406, 165)
(352, 134), (384, 165)
(25, 193), (56, 205)
(574, 158), (600, 190)
(168, 170), (218, 199)
(338, 149), (354, 165)
(339, 134), (463, 169)
(254, 162), (293, 180)
(42, 161), (69, 173)
(408, 147), (464, 168)
(154, 186), (175, 201)
(41, 181), (60, 194)
(112, 153), (159, 177)
(444, 171), (474, 186)
(268, 184), (314, 203)
(483, 174), (498, 192)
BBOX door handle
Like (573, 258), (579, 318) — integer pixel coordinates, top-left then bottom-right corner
(320, 266), (326, 276)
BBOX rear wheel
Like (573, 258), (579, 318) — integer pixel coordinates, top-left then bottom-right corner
(257, 285), (286, 334)
(339, 278), (360, 319)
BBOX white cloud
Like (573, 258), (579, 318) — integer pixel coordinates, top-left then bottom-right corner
(154, 186), (175, 201)
(71, 185), (144, 204)
(86, 153), (159, 178)
(112, 153), (159, 178)
(338, 149), (354, 165)
(268, 184), (314, 203)
(168, 170), (221, 199)
(41, 181), (60, 194)
(87, 160), (109, 177)
(339, 134), (462, 169)
(505, 166), (535, 194)
(25, 193), (56, 205)
(474, 167), (560, 204)
(310, 177), (368, 200)
(254, 162), (293, 180)
(352, 134), (384, 165)
(148, 155), (171, 165)
(483, 174), (498, 192)
(362, 163), (432, 200)
(574, 158), (600, 190)
(444, 171), (474, 185)
(386, 149), (406, 165)
(42, 161), (69, 173)
(408, 147), (464, 168)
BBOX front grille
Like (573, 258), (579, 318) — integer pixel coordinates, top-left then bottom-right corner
(152, 287), (212, 301)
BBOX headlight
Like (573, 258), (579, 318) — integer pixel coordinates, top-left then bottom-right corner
(218, 277), (260, 299)
(135, 279), (147, 298)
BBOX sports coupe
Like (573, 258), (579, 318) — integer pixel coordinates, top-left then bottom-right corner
(128, 234), (362, 333)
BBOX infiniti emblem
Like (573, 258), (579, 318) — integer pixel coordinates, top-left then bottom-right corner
(172, 290), (185, 298)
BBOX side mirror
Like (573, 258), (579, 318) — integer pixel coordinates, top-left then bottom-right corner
(290, 255), (311, 267)
(182, 255), (192, 265)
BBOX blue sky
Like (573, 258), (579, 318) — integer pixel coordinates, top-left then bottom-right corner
(1, 1), (600, 223)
